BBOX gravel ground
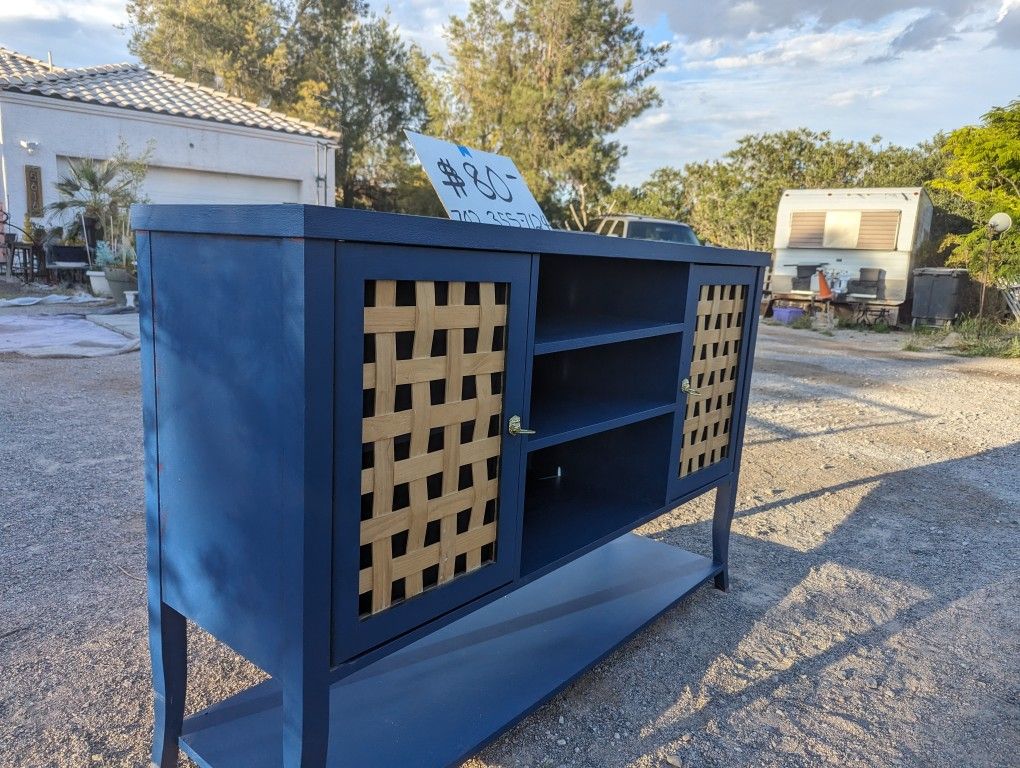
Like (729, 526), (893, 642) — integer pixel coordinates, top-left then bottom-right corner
(1, 322), (1018, 768)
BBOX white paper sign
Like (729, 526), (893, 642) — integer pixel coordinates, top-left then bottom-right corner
(406, 130), (551, 230)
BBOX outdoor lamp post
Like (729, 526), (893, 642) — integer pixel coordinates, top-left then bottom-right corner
(980, 212), (1013, 317)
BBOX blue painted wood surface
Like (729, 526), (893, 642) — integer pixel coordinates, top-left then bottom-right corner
(533, 316), (685, 355)
(135, 204), (765, 768)
(179, 534), (717, 768)
(131, 204), (770, 268)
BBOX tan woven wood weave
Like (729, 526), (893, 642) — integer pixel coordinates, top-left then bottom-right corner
(359, 280), (508, 617)
(679, 283), (747, 478)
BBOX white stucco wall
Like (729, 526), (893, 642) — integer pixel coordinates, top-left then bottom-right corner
(0, 91), (335, 230)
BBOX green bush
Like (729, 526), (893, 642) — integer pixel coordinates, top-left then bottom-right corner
(789, 313), (814, 330)
(902, 316), (1020, 358)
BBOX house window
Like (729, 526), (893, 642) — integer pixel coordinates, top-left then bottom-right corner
(857, 210), (901, 250)
(789, 211), (825, 247)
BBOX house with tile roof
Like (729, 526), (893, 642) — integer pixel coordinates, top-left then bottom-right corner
(0, 47), (338, 232)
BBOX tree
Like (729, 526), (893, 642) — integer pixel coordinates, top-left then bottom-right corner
(436, 0), (668, 221)
(931, 98), (1020, 282)
(127, 0), (425, 209)
(673, 129), (946, 251)
(290, 15), (427, 207)
(599, 167), (688, 226)
(126, 0), (290, 102)
(47, 143), (151, 244)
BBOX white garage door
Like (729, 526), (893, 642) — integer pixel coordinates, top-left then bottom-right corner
(55, 157), (302, 206)
(141, 166), (301, 205)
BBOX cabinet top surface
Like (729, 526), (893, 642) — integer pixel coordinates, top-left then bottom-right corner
(131, 204), (769, 267)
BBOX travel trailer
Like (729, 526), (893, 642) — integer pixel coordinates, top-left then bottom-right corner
(770, 188), (933, 324)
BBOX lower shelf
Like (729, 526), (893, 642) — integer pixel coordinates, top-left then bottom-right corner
(179, 535), (718, 768)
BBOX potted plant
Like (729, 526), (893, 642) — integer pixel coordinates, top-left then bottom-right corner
(86, 267), (112, 297)
(46, 144), (150, 298)
(95, 239), (137, 304)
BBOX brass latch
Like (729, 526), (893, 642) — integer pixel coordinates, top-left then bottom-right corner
(508, 415), (536, 436)
(681, 378), (702, 398)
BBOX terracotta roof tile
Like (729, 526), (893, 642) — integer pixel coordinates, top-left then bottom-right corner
(0, 47), (338, 140)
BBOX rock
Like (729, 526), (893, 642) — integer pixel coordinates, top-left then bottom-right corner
(556, 738), (566, 746)
(665, 757), (685, 767)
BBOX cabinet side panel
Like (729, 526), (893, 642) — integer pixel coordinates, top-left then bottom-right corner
(150, 232), (305, 676)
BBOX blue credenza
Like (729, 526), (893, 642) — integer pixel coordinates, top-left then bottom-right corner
(132, 204), (768, 768)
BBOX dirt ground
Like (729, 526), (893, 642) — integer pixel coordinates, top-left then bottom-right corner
(1, 322), (1017, 768)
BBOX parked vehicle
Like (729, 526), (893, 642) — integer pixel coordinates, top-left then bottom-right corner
(594, 214), (700, 245)
(770, 187), (933, 325)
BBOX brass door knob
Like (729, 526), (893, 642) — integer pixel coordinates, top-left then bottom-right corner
(508, 415), (536, 436)
(681, 378), (702, 397)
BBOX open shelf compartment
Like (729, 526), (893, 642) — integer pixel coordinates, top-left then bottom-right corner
(527, 334), (681, 451)
(520, 416), (673, 577)
(534, 254), (689, 354)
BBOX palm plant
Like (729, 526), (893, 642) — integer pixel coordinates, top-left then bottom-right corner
(47, 156), (145, 245)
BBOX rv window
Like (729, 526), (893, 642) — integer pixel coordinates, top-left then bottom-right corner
(823, 210), (861, 249)
(857, 211), (900, 250)
(789, 212), (825, 247)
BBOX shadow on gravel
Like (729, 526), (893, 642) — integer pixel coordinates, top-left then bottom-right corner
(744, 416), (924, 447)
(643, 443), (1020, 767)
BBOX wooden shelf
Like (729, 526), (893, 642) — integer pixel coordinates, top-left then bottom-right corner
(179, 535), (716, 768)
(520, 416), (673, 575)
(520, 481), (665, 576)
(527, 395), (675, 451)
(527, 334), (682, 452)
(534, 315), (685, 355)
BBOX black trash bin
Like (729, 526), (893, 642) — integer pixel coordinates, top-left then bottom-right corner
(912, 268), (974, 326)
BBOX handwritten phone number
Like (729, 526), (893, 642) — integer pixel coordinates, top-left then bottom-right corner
(449, 209), (551, 229)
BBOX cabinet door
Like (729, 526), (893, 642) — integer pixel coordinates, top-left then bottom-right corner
(667, 265), (758, 500)
(333, 244), (533, 661)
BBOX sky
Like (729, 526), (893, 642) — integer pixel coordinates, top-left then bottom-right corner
(4, 0), (1020, 185)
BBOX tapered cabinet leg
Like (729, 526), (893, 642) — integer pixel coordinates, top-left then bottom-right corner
(151, 602), (187, 768)
(282, 679), (329, 768)
(712, 477), (739, 592)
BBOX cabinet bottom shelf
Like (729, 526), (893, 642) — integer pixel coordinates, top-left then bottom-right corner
(179, 535), (718, 768)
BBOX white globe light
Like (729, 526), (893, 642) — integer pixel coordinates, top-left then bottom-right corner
(988, 212), (1012, 234)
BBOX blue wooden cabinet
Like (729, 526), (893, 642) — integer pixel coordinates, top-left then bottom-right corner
(133, 205), (768, 768)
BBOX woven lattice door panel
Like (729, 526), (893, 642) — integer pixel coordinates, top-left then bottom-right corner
(678, 283), (747, 479)
(359, 279), (509, 618)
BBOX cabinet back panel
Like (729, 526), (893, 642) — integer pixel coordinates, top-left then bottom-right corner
(530, 334), (681, 404)
(536, 255), (688, 325)
(521, 416), (673, 574)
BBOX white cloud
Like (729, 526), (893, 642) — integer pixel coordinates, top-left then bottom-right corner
(632, 0), (981, 44)
(378, 0), (467, 55)
(824, 86), (890, 107)
(3, 0), (1019, 191)
(998, 0), (1020, 21)
(613, 18), (1018, 184)
(13, 0), (125, 25)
